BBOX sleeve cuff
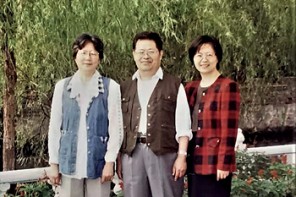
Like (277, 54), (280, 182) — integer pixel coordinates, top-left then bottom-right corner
(175, 130), (193, 142)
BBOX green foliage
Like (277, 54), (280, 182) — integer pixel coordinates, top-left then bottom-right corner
(2, 0), (294, 109)
(8, 182), (55, 197)
(231, 151), (296, 197)
(1, 0), (295, 169)
(16, 124), (48, 168)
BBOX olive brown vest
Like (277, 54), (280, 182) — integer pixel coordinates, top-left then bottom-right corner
(120, 73), (181, 156)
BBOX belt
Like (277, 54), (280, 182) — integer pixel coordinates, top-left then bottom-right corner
(136, 137), (147, 144)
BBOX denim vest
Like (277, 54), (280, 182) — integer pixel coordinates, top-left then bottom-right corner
(59, 76), (109, 179)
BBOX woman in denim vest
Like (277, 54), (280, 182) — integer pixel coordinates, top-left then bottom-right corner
(47, 33), (123, 197)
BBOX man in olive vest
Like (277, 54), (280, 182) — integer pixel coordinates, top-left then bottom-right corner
(116, 31), (192, 197)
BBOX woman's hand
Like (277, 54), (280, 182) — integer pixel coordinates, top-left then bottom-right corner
(216, 169), (229, 181)
(101, 162), (114, 183)
(47, 164), (61, 186)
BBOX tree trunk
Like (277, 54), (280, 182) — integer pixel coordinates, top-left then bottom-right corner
(1, 0), (17, 171)
(3, 48), (17, 171)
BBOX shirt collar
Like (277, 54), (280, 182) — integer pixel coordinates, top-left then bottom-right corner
(66, 70), (104, 98)
(132, 67), (163, 80)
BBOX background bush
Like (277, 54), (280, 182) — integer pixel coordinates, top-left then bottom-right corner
(231, 151), (296, 197)
(0, 0), (295, 171)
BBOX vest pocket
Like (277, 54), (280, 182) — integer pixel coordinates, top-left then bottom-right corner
(92, 136), (108, 161)
(161, 97), (176, 112)
(207, 137), (220, 148)
(160, 124), (177, 149)
(59, 131), (71, 169)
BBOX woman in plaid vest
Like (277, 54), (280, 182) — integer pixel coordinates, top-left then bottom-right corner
(185, 35), (240, 197)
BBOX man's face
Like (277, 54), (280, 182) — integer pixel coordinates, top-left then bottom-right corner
(133, 39), (163, 78)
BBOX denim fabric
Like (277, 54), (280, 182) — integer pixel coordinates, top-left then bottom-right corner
(59, 76), (109, 179)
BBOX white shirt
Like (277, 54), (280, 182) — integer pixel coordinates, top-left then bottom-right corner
(132, 68), (192, 141)
(48, 70), (123, 179)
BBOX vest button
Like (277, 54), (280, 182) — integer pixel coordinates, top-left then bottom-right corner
(147, 123), (150, 126)
(147, 143), (150, 146)
(88, 151), (91, 154)
(198, 127), (201, 130)
(202, 92), (205, 96)
(147, 105), (150, 108)
(147, 133), (151, 136)
(148, 114), (151, 116)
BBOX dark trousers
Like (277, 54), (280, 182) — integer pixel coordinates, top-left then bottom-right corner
(188, 173), (232, 197)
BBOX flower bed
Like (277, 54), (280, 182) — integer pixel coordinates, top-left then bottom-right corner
(231, 151), (296, 197)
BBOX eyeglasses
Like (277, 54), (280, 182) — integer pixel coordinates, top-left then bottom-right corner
(195, 53), (215, 59)
(79, 50), (99, 57)
(134, 50), (158, 57)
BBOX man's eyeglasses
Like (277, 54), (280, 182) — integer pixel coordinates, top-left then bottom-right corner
(134, 50), (158, 57)
(79, 50), (99, 57)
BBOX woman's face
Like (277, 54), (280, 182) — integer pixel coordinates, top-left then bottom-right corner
(193, 43), (218, 75)
(75, 42), (100, 74)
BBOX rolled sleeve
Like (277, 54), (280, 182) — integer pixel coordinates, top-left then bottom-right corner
(175, 84), (193, 142)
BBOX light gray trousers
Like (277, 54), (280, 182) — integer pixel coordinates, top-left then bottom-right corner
(122, 143), (184, 197)
(59, 176), (110, 197)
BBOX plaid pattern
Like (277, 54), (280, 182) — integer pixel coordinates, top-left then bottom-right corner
(185, 75), (240, 175)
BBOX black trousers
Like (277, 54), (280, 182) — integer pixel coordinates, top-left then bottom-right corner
(187, 173), (232, 197)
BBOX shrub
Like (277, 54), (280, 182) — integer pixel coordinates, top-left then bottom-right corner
(6, 182), (54, 197)
(231, 151), (296, 197)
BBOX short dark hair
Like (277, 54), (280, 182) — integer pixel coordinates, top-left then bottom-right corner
(188, 35), (223, 70)
(72, 33), (104, 60)
(132, 31), (163, 51)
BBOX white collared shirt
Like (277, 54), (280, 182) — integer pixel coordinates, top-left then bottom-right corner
(132, 68), (192, 141)
(48, 70), (123, 179)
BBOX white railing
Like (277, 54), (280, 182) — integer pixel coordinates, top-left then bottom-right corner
(0, 167), (50, 197)
(247, 144), (296, 164)
(0, 144), (295, 196)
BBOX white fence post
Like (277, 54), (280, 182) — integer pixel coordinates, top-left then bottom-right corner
(0, 183), (10, 197)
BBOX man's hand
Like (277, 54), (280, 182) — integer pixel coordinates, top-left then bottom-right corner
(101, 162), (114, 183)
(172, 155), (187, 181)
(47, 164), (61, 186)
(217, 169), (229, 181)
